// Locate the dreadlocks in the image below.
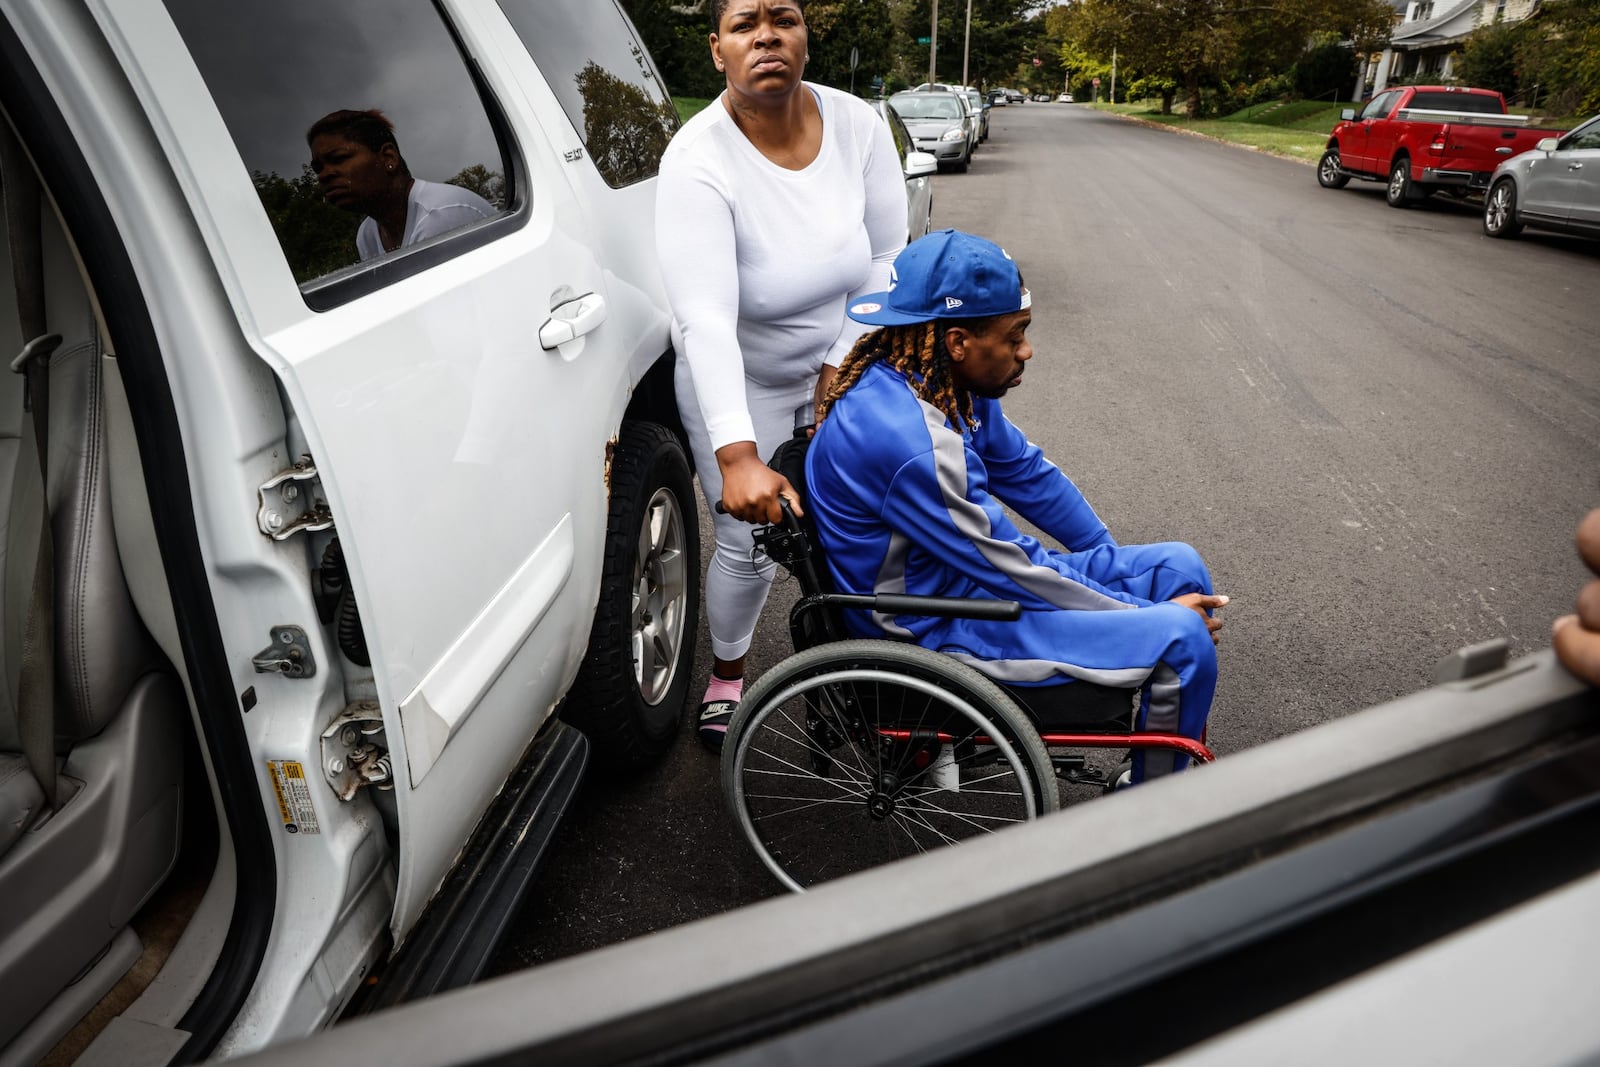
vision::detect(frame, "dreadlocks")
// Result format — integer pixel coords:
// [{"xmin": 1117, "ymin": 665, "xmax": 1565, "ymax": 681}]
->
[{"xmin": 821, "ymin": 316, "xmax": 998, "ymax": 434}]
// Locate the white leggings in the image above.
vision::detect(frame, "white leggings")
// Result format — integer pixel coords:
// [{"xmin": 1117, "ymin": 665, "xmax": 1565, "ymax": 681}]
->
[{"xmin": 676, "ymin": 356, "xmax": 815, "ymax": 663}]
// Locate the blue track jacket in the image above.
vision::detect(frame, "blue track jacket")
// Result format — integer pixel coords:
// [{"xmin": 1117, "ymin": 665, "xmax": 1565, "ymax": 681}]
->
[{"xmin": 807, "ymin": 362, "xmax": 1218, "ymax": 775}]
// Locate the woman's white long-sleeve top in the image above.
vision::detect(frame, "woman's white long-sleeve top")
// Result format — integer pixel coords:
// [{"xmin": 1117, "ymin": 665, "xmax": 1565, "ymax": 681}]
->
[{"xmin": 656, "ymin": 83, "xmax": 907, "ymax": 452}]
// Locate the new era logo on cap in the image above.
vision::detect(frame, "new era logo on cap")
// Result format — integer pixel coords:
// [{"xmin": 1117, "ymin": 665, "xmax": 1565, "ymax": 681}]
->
[{"xmin": 846, "ymin": 230, "xmax": 1027, "ymax": 328}]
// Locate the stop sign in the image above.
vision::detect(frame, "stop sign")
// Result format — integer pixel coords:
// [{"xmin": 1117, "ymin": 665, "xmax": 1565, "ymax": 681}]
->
[{"xmin": 1092, "ymin": 77, "xmax": 1101, "ymax": 86}]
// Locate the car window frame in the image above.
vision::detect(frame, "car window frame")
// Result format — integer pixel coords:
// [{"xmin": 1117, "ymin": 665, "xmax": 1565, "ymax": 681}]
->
[
  {"xmin": 1559, "ymin": 117, "xmax": 1600, "ymax": 152},
  {"xmin": 491, "ymin": 0, "xmax": 677, "ymax": 191},
  {"xmin": 161, "ymin": 0, "xmax": 531, "ymax": 313}
]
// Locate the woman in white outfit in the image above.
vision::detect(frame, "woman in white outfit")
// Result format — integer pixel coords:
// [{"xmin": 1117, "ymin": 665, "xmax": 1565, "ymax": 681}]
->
[{"xmin": 655, "ymin": 0, "xmax": 907, "ymax": 750}]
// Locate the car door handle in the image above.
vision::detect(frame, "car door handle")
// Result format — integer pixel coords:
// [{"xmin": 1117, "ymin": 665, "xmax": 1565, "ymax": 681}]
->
[{"xmin": 539, "ymin": 292, "xmax": 607, "ymax": 350}]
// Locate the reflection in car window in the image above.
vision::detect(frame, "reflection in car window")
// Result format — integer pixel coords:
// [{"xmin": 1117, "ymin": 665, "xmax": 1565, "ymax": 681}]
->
[
  {"xmin": 162, "ymin": 0, "xmax": 511, "ymax": 285},
  {"xmin": 1565, "ymin": 119, "xmax": 1600, "ymax": 151},
  {"xmin": 881, "ymin": 105, "xmax": 911, "ymax": 163},
  {"xmin": 496, "ymin": 0, "xmax": 677, "ymax": 189}
]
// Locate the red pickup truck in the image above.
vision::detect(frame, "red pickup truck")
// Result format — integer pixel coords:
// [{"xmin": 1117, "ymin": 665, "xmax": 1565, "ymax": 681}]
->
[{"xmin": 1317, "ymin": 85, "xmax": 1565, "ymax": 208}]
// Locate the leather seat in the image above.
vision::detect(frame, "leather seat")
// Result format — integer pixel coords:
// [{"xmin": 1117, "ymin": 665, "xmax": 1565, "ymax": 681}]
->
[{"xmin": 0, "ymin": 162, "xmax": 186, "ymax": 1056}]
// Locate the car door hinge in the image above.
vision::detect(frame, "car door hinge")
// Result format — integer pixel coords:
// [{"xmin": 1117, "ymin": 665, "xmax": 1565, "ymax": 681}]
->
[
  {"xmin": 253, "ymin": 625, "xmax": 317, "ymax": 678},
  {"xmin": 321, "ymin": 701, "xmax": 392, "ymax": 800},
  {"xmin": 258, "ymin": 456, "xmax": 334, "ymax": 540}
]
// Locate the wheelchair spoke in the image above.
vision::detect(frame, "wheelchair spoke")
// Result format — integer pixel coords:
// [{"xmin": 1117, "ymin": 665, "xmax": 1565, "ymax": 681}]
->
[
  {"xmin": 893, "ymin": 806, "xmax": 962, "ymax": 848},
  {"xmin": 766, "ymin": 703, "xmax": 872, "ymax": 788},
  {"xmin": 888, "ymin": 813, "xmax": 933, "ymax": 854},
  {"xmin": 760, "ymin": 803, "xmax": 871, "ymax": 849},
  {"xmin": 740, "ymin": 747, "xmax": 866, "ymax": 800},
  {"xmin": 744, "ymin": 793, "xmax": 875, "ymax": 819},
  {"xmin": 727, "ymin": 649, "xmax": 1057, "ymax": 892},
  {"xmin": 896, "ymin": 800, "xmax": 1027, "ymax": 832}
]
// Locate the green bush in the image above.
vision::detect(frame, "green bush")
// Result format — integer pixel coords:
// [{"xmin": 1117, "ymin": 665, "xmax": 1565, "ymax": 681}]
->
[{"xmin": 1292, "ymin": 43, "xmax": 1358, "ymax": 102}]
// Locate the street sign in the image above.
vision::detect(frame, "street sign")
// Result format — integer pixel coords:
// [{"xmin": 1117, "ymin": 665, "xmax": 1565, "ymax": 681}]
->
[
  {"xmin": 849, "ymin": 46, "xmax": 859, "ymax": 71},
  {"xmin": 917, "ymin": 36, "xmax": 931, "ymax": 45},
  {"xmin": 1032, "ymin": 57, "xmax": 1042, "ymax": 67},
  {"xmin": 1092, "ymin": 77, "xmax": 1101, "ymax": 86}
]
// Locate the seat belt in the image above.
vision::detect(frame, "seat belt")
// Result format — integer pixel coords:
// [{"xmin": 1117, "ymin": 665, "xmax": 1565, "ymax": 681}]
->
[{"xmin": 0, "ymin": 118, "xmax": 62, "ymax": 811}]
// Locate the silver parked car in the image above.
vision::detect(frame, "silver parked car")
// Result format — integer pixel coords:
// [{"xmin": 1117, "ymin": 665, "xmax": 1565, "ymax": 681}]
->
[
  {"xmin": 888, "ymin": 90, "xmax": 973, "ymax": 172},
  {"xmin": 871, "ymin": 99, "xmax": 937, "ymax": 242},
  {"xmin": 1484, "ymin": 113, "xmax": 1600, "ymax": 241}
]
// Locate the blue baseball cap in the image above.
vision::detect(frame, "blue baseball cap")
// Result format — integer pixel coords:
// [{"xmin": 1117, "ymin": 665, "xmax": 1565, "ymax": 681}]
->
[{"xmin": 847, "ymin": 229, "xmax": 1030, "ymax": 327}]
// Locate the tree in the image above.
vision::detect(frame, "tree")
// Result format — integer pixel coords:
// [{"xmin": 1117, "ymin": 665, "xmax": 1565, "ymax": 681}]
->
[
  {"xmin": 804, "ymin": 0, "xmax": 895, "ymax": 93},
  {"xmin": 1058, "ymin": 0, "xmax": 1394, "ymax": 116},
  {"xmin": 1511, "ymin": 0, "xmax": 1600, "ymax": 115},
  {"xmin": 617, "ymin": 0, "xmax": 723, "ymax": 99},
  {"xmin": 1293, "ymin": 40, "xmax": 1359, "ymax": 102},
  {"xmin": 574, "ymin": 61, "xmax": 680, "ymax": 187},
  {"xmin": 447, "ymin": 165, "xmax": 506, "ymax": 210},
  {"xmin": 252, "ymin": 166, "xmax": 360, "ymax": 282},
  {"xmin": 897, "ymin": 0, "xmax": 1035, "ymax": 87}
]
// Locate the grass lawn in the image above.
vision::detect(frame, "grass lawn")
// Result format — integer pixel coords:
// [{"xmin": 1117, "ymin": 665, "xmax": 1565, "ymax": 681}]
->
[
  {"xmin": 1090, "ymin": 99, "xmax": 1355, "ymax": 163},
  {"xmin": 674, "ymin": 96, "xmax": 713, "ymax": 124}
]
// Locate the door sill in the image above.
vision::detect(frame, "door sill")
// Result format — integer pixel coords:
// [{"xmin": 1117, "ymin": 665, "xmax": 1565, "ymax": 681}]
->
[{"xmin": 346, "ymin": 721, "xmax": 588, "ymax": 1013}]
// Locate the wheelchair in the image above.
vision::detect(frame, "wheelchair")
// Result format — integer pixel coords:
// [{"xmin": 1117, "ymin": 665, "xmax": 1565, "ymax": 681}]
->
[{"xmin": 720, "ymin": 436, "xmax": 1215, "ymax": 893}]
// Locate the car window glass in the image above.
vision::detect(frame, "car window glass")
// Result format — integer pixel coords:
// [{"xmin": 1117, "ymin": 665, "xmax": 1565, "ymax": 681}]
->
[
  {"xmin": 881, "ymin": 106, "xmax": 911, "ymax": 163},
  {"xmin": 1410, "ymin": 91, "xmax": 1502, "ymax": 114},
  {"xmin": 1563, "ymin": 120, "xmax": 1600, "ymax": 151},
  {"xmin": 892, "ymin": 96, "xmax": 962, "ymax": 120},
  {"xmin": 1360, "ymin": 92, "xmax": 1395, "ymax": 120},
  {"xmin": 162, "ymin": 0, "xmax": 512, "ymax": 288},
  {"xmin": 495, "ymin": 0, "xmax": 676, "ymax": 188}
]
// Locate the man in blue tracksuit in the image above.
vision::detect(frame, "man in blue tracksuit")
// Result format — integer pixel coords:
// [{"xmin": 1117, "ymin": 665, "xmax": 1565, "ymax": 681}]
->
[{"xmin": 806, "ymin": 230, "xmax": 1226, "ymax": 781}]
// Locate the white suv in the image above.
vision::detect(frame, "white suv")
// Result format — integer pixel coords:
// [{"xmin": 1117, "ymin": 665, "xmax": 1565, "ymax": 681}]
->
[{"xmin": 0, "ymin": 0, "xmax": 695, "ymax": 1061}]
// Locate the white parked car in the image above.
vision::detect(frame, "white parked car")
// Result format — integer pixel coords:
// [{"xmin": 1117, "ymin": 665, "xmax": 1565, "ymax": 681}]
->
[
  {"xmin": 0, "ymin": 0, "xmax": 696, "ymax": 1062},
  {"xmin": 1058, "ymin": 93, "xmax": 1075, "ymax": 103}
]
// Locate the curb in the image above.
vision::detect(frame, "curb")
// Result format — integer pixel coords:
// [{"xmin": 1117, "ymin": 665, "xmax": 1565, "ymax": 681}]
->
[{"xmin": 1095, "ymin": 108, "xmax": 1320, "ymax": 167}]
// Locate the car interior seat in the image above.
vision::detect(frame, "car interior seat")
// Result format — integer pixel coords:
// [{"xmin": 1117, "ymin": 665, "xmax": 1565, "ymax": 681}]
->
[{"xmin": 0, "ymin": 126, "xmax": 188, "ymax": 1061}]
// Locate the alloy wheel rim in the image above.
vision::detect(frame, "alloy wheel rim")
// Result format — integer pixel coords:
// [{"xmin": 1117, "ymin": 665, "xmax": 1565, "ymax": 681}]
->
[
  {"xmin": 631, "ymin": 487, "xmax": 688, "ymax": 704},
  {"xmin": 1488, "ymin": 186, "xmax": 1509, "ymax": 229}
]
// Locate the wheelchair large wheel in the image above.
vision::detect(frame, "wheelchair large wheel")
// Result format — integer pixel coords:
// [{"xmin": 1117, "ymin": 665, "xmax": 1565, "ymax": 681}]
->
[{"xmin": 723, "ymin": 640, "xmax": 1059, "ymax": 892}]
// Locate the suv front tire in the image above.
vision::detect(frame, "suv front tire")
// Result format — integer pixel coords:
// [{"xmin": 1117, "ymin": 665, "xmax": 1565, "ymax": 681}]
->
[{"xmin": 564, "ymin": 421, "xmax": 698, "ymax": 772}]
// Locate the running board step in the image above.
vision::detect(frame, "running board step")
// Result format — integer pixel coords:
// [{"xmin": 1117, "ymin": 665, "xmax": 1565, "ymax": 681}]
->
[{"xmin": 349, "ymin": 720, "xmax": 588, "ymax": 1013}]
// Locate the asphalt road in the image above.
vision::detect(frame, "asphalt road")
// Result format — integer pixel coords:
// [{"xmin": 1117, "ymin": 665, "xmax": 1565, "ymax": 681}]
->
[{"xmin": 489, "ymin": 101, "xmax": 1600, "ymax": 973}]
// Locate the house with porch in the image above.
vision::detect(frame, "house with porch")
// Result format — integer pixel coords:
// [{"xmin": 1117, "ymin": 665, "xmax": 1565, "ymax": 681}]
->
[{"xmin": 1365, "ymin": 0, "xmax": 1539, "ymax": 94}]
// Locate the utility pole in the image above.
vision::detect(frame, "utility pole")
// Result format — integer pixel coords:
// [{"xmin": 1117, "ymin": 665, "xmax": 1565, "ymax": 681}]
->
[
  {"xmin": 1110, "ymin": 45, "xmax": 1117, "ymax": 104},
  {"xmin": 961, "ymin": 0, "xmax": 972, "ymax": 88},
  {"xmin": 929, "ymin": 0, "xmax": 939, "ymax": 87}
]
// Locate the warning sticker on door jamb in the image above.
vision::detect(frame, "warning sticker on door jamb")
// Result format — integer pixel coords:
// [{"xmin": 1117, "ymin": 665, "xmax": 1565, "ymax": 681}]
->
[{"xmin": 266, "ymin": 760, "xmax": 322, "ymax": 835}]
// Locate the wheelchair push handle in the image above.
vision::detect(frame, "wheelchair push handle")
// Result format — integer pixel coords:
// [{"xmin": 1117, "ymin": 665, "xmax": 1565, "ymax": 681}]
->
[{"xmin": 714, "ymin": 496, "xmax": 805, "ymax": 533}]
